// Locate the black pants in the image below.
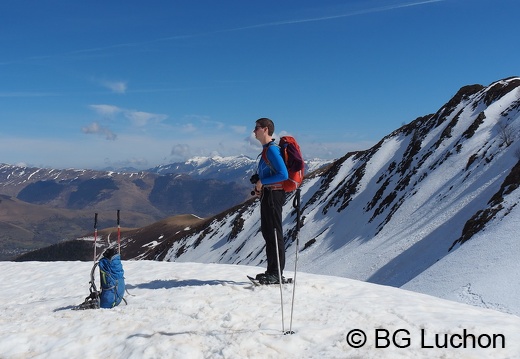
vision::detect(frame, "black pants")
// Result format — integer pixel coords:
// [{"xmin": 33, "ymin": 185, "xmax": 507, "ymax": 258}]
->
[{"xmin": 260, "ymin": 188, "xmax": 286, "ymax": 275}]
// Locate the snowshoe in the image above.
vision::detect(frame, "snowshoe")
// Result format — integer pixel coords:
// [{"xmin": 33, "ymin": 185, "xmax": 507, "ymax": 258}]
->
[
  {"xmin": 73, "ymin": 292, "xmax": 100, "ymax": 310},
  {"xmin": 248, "ymin": 274, "xmax": 292, "ymax": 286}
]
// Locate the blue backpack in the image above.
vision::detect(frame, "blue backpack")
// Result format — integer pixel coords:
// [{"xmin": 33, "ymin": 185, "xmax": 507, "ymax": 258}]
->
[
  {"xmin": 99, "ymin": 252, "xmax": 125, "ymax": 308},
  {"xmin": 75, "ymin": 247, "xmax": 126, "ymax": 310}
]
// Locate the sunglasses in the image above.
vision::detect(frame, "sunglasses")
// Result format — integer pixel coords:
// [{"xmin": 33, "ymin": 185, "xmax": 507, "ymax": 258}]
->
[{"xmin": 253, "ymin": 126, "xmax": 265, "ymax": 132}]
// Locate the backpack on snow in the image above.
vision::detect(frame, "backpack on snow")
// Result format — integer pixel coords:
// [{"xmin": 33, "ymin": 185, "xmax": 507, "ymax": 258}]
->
[
  {"xmin": 99, "ymin": 249, "xmax": 125, "ymax": 308},
  {"xmin": 262, "ymin": 136, "xmax": 304, "ymax": 192},
  {"xmin": 75, "ymin": 247, "xmax": 126, "ymax": 310}
]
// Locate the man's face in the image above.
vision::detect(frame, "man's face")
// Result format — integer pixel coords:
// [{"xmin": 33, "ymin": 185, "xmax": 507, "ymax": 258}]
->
[{"xmin": 253, "ymin": 124, "xmax": 266, "ymax": 140}]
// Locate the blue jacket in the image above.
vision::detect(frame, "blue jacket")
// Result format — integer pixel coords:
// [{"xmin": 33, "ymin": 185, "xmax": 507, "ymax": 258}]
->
[{"xmin": 258, "ymin": 141, "xmax": 289, "ymax": 185}]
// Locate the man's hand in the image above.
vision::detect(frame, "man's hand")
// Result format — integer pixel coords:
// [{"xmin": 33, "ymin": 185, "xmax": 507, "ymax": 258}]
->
[{"xmin": 254, "ymin": 179, "xmax": 262, "ymax": 195}]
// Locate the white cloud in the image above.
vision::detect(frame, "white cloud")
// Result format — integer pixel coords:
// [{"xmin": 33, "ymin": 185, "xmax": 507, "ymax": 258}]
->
[
  {"xmin": 89, "ymin": 104, "xmax": 122, "ymax": 117},
  {"xmin": 99, "ymin": 80, "xmax": 127, "ymax": 94},
  {"xmin": 124, "ymin": 110, "xmax": 168, "ymax": 127},
  {"xmin": 81, "ymin": 121, "xmax": 117, "ymax": 140},
  {"xmin": 93, "ymin": 78, "xmax": 128, "ymax": 94},
  {"xmin": 87, "ymin": 104, "xmax": 168, "ymax": 129},
  {"xmin": 170, "ymin": 143, "xmax": 192, "ymax": 160}
]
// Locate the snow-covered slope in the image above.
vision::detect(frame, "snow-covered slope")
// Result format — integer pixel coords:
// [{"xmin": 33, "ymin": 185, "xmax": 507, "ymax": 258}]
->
[
  {"xmin": 0, "ymin": 261, "xmax": 518, "ymax": 359},
  {"xmin": 402, "ymin": 196, "xmax": 520, "ymax": 315},
  {"xmin": 132, "ymin": 77, "xmax": 520, "ymax": 316}
]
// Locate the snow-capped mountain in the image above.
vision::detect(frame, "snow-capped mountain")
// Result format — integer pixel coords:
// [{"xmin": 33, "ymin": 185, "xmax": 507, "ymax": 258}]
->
[
  {"xmin": 149, "ymin": 154, "xmax": 329, "ymax": 182},
  {"xmin": 0, "ymin": 155, "xmax": 328, "ymax": 204},
  {"xmin": 150, "ymin": 155, "xmax": 257, "ymax": 180},
  {"xmin": 117, "ymin": 77, "xmax": 520, "ymax": 315}
]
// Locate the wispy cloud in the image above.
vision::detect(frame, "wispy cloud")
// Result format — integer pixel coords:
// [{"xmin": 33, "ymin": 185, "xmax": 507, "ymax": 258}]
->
[
  {"xmin": 211, "ymin": 0, "xmax": 446, "ymax": 33},
  {"xmin": 89, "ymin": 104, "xmax": 122, "ymax": 117},
  {"xmin": 170, "ymin": 143, "xmax": 192, "ymax": 159},
  {"xmin": 147, "ymin": 0, "xmax": 447, "ymax": 43},
  {"xmin": 100, "ymin": 80, "xmax": 127, "ymax": 94},
  {"xmin": 81, "ymin": 121, "xmax": 117, "ymax": 140},
  {"xmin": 89, "ymin": 104, "xmax": 167, "ymax": 126},
  {"xmin": 84, "ymin": 104, "xmax": 168, "ymax": 140},
  {"xmin": 88, "ymin": 77, "xmax": 128, "ymax": 93},
  {"xmin": 125, "ymin": 110, "xmax": 168, "ymax": 127},
  {"xmin": 11, "ymin": 0, "xmax": 445, "ymax": 63}
]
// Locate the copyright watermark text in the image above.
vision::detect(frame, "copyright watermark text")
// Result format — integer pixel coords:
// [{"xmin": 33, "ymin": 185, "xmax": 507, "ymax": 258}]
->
[{"xmin": 346, "ymin": 328, "xmax": 505, "ymax": 349}]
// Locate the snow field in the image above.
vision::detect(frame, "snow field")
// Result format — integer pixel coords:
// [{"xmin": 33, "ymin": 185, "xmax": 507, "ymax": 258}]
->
[{"xmin": 0, "ymin": 261, "xmax": 519, "ymax": 358}]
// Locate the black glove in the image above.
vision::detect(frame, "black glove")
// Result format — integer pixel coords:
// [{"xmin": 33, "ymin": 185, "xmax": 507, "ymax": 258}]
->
[{"xmin": 249, "ymin": 174, "xmax": 259, "ymax": 184}]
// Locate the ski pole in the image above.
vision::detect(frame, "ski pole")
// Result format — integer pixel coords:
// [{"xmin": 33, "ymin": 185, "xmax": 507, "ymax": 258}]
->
[
  {"xmin": 117, "ymin": 209, "xmax": 121, "ymax": 255},
  {"xmin": 274, "ymin": 226, "xmax": 286, "ymax": 334},
  {"xmin": 93, "ymin": 213, "xmax": 98, "ymax": 262},
  {"xmin": 287, "ymin": 188, "xmax": 301, "ymax": 335},
  {"xmin": 268, "ymin": 188, "xmax": 286, "ymax": 334}
]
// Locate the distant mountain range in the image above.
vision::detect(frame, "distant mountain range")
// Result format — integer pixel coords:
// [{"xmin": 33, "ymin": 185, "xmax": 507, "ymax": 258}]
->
[
  {"xmin": 0, "ymin": 155, "xmax": 329, "ymax": 260},
  {"xmin": 16, "ymin": 76, "xmax": 520, "ymax": 315}
]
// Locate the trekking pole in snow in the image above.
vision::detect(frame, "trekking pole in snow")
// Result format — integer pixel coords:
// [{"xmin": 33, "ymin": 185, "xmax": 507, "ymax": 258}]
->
[
  {"xmin": 274, "ymin": 226, "xmax": 286, "ymax": 334},
  {"xmin": 117, "ymin": 209, "xmax": 121, "ymax": 255},
  {"xmin": 286, "ymin": 189, "xmax": 301, "ymax": 335},
  {"xmin": 93, "ymin": 213, "xmax": 98, "ymax": 262},
  {"xmin": 268, "ymin": 189, "xmax": 286, "ymax": 334}
]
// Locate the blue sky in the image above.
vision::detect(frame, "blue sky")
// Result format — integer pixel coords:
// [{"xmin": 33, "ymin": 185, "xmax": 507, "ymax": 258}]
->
[{"xmin": 1, "ymin": 0, "xmax": 518, "ymax": 170}]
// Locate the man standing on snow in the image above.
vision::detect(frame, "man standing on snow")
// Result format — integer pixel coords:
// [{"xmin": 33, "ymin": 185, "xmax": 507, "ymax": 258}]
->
[{"xmin": 251, "ymin": 117, "xmax": 289, "ymax": 284}]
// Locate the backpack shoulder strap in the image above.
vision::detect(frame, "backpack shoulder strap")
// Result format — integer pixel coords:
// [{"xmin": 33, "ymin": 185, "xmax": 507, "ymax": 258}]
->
[
  {"xmin": 261, "ymin": 140, "xmax": 279, "ymax": 167},
  {"xmin": 90, "ymin": 261, "xmax": 99, "ymax": 294}
]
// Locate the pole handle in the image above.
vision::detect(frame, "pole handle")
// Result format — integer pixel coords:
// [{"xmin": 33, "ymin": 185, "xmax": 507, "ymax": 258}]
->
[
  {"xmin": 117, "ymin": 210, "xmax": 121, "ymax": 255},
  {"xmin": 292, "ymin": 189, "xmax": 301, "ymax": 231},
  {"xmin": 93, "ymin": 213, "xmax": 98, "ymax": 262}
]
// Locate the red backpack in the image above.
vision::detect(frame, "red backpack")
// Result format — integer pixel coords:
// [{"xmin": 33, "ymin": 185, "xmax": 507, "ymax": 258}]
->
[{"xmin": 262, "ymin": 136, "xmax": 304, "ymax": 192}]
